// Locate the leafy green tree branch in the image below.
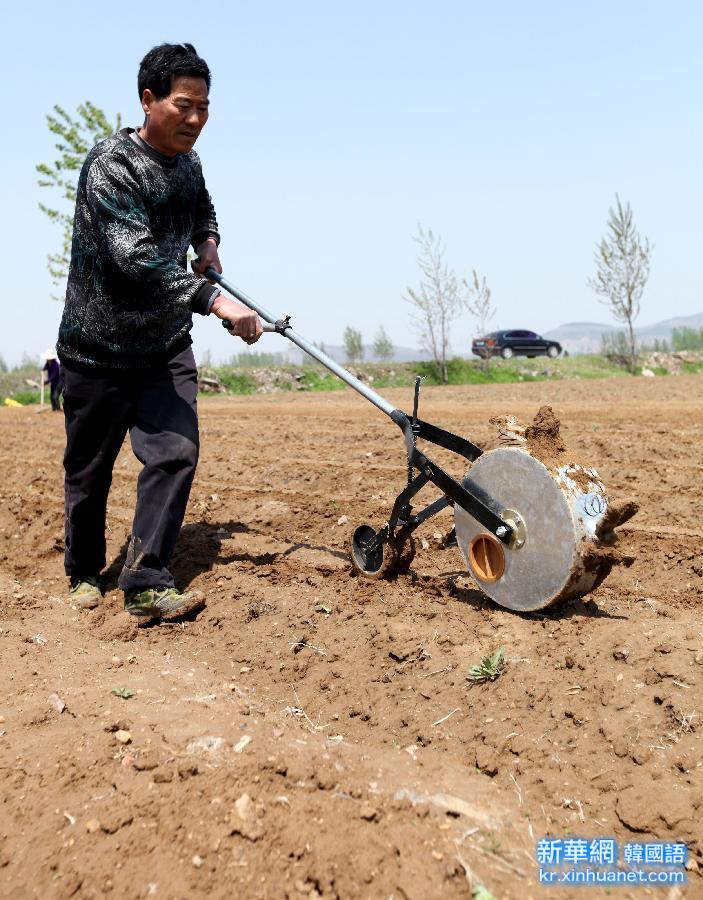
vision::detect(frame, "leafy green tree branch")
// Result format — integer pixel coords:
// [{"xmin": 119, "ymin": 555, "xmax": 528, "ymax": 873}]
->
[{"xmin": 37, "ymin": 102, "xmax": 121, "ymax": 296}]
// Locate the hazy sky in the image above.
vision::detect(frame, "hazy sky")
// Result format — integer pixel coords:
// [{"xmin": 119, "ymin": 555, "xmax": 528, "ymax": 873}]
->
[{"xmin": 2, "ymin": 0, "xmax": 701, "ymax": 366}]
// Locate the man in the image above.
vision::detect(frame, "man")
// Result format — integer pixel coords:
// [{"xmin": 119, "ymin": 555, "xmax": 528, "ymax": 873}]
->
[
  {"xmin": 57, "ymin": 43, "xmax": 262, "ymax": 620},
  {"xmin": 41, "ymin": 349, "xmax": 63, "ymax": 411}
]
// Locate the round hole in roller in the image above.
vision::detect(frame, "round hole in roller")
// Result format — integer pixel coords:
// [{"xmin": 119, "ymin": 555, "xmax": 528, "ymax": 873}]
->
[{"xmin": 468, "ymin": 533, "xmax": 506, "ymax": 583}]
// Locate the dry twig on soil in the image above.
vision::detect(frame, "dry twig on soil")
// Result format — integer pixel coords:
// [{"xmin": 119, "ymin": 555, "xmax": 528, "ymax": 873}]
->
[
  {"xmin": 432, "ymin": 708, "xmax": 460, "ymax": 727},
  {"xmin": 283, "ymin": 687, "xmax": 329, "ymax": 734}
]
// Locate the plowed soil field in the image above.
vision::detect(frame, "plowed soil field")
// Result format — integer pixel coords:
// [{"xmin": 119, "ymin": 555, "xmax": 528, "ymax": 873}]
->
[{"xmin": 1, "ymin": 375, "xmax": 701, "ymax": 899}]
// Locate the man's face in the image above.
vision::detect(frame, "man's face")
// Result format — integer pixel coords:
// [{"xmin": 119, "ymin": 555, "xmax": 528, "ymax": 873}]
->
[{"xmin": 141, "ymin": 75, "xmax": 209, "ymax": 156}]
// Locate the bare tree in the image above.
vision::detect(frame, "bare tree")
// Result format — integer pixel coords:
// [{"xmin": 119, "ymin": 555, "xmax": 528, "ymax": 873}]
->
[
  {"xmin": 588, "ymin": 196, "xmax": 651, "ymax": 373},
  {"xmin": 404, "ymin": 225, "xmax": 463, "ymax": 384},
  {"xmin": 465, "ymin": 269, "xmax": 495, "ymax": 337},
  {"xmin": 372, "ymin": 325, "xmax": 394, "ymax": 361},
  {"xmin": 343, "ymin": 326, "xmax": 364, "ymax": 363}
]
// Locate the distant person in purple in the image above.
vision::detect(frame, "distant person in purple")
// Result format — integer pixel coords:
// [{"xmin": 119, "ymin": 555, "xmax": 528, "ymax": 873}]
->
[{"xmin": 41, "ymin": 349, "xmax": 63, "ymax": 411}]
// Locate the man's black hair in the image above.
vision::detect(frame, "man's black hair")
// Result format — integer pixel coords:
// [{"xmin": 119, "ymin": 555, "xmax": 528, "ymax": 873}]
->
[{"xmin": 138, "ymin": 43, "xmax": 211, "ymax": 100}]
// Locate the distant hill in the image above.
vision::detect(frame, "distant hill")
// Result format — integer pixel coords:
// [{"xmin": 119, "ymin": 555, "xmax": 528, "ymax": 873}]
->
[{"xmin": 543, "ymin": 313, "xmax": 703, "ymax": 354}]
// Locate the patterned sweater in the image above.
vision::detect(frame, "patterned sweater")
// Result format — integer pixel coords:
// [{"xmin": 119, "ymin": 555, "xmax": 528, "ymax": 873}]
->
[{"xmin": 58, "ymin": 127, "xmax": 220, "ymax": 368}]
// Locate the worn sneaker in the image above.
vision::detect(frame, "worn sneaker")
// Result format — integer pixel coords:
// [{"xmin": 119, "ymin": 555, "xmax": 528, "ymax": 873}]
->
[
  {"xmin": 124, "ymin": 587, "xmax": 205, "ymax": 621},
  {"xmin": 69, "ymin": 576, "xmax": 102, "ymax": 609}
]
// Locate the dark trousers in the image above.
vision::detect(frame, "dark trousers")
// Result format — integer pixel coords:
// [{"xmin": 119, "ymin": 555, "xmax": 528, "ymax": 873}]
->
[
  {"xmin": 61, "ymin": 346, "xmax": 199, "ymax": 592},
  {"xmin": 50, "ymin": 381, "xmax": 62, "ymax": 411}
]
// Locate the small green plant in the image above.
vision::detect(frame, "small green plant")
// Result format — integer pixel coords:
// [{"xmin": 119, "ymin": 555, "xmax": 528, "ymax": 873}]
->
[
  {"xmin": 111, "ymin": 687, "xmax": 134, "ymax": 700},
  {"xmin": 472, "ymin": 884, "xmax": 497, "ymax": 900},
  {"xmin": 479, "ymin": 830, "xmax": 502, "ymax": 854},
  {"xmin": 467, "ymin": 647, "xmax": 504, "ymax": 683}
]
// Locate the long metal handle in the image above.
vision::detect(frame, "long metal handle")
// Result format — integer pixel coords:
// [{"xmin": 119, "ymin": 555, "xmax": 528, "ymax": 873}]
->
[
  {"xmin": 206, "ymin": 267, "xmax": 396, "ymax": 417},
  {"xmin": 205, "ymin": 269, "xmax": 513, "ymax": 542}
]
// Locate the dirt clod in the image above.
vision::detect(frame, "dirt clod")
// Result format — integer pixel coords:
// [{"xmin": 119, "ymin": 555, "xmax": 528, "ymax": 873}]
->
[
  {"xmin": 231, "ymin": 793, "xmax": 264, "ymax": 841},
  {"xmin": 524, "ymin": 405, "xmax": 566, "ymax": 467},
  {"xmin": 47, "ymin": 693, "xmax": 65, "ymax": 713}
]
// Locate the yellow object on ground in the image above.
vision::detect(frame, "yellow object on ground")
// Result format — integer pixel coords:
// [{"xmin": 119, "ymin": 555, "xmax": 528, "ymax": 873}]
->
[{"xmin": 3, "ymin": 398, "xmax": 22, "ymax": 407}]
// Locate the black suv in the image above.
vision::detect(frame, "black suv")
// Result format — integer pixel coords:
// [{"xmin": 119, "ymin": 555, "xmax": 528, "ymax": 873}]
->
[{"xmin": 472, "ymin": 330, "xmax": 562, "ymax": 360}]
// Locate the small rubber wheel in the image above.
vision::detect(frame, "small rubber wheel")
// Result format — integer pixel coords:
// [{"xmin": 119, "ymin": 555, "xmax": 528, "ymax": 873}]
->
[
  {"xmin": 547, "ymin": 345, "xmax": 559, "ymax": 358},
  {"xmin": 349, "ymin": 524, "xmax": 399, "ymax": 579},
  {"xmin": 501, "ymin": 347, "xmax": 513, "ymax": 359}
]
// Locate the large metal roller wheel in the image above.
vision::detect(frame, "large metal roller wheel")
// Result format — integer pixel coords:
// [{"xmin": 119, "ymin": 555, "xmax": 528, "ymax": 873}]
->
[{"xmin": 454, "ymin": 447, "xmax": 612, "ymax": 611}]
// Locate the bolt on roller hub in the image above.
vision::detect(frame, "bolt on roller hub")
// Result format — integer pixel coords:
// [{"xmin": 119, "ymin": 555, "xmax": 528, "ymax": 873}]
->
[{"xmin": 455, "ymin": 447, "xmax": 613, "ymax": 611}]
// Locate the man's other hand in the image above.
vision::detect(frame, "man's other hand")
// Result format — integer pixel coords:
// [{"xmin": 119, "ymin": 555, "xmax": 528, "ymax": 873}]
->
[
  {"xmin": 192, "ymin": 237, "xmax": 221, "ymax": 281},
  {"xmin": 211, "ymin": 294, "xmax": 263, "ymax": 345}
]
